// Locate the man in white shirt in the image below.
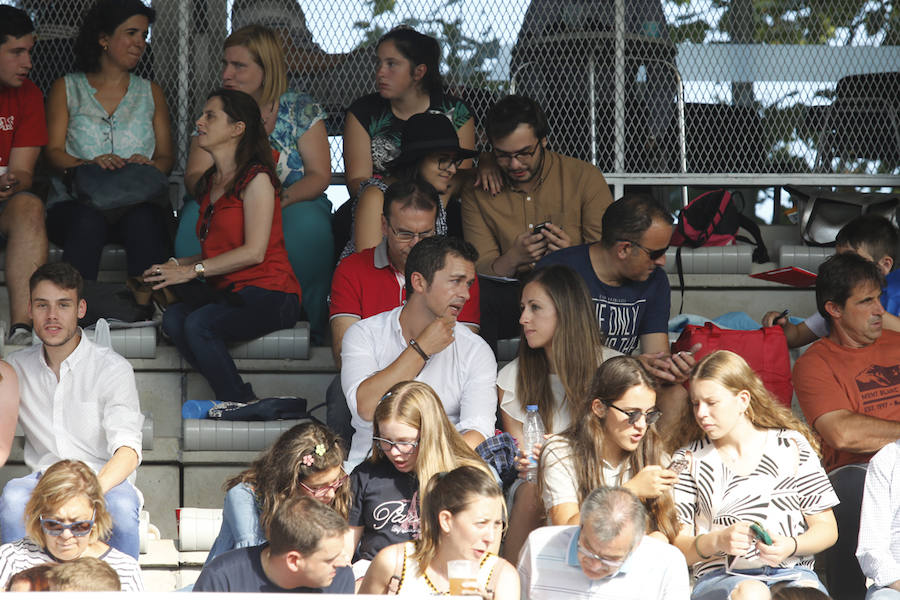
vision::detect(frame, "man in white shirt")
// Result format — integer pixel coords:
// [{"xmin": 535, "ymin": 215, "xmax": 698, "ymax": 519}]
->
[
  {"xmin": 519, "ymin": 486, "xmax": 689, "ymax": 600},
  {"xmin": 0, "ymin": 263, "xmax": 143, "ymax": 558},
  {"xmin": 340, "ymin": 235, "xmax": 497, "ymax": 469},
  {"xmin": 857, "ymin": 440, "xmax": 900, "ymax": 599}
]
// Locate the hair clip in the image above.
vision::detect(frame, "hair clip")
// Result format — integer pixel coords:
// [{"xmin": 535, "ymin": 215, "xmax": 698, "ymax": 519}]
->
[
  {"xmin": 314, "ymin": 444, "xmax": 326, "ymax": 456},
  {"xmin": 302, "ymin": 454, "xmax": 315, "ymax": 466},
  {"xmin": 378, "ymin": 391, "xmax": 394, "ymax": 404}
]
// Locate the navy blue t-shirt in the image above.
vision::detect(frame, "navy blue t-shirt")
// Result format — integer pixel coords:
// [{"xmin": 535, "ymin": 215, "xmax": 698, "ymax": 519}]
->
[
  {"xmin": 538, "ymin": 244, "xmax": 670, "ymax": 354},
  {"xmin": 193, "ymin": 543, "xmax": 354, "ymax": 593},
  {"xmin": 349, "ymin": 459, "xmax": 420, "ymax": 562}
]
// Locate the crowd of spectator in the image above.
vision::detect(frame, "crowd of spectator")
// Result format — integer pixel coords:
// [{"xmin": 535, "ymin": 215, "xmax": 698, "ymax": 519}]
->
[{"xmin": 0, "ymin": 2, "xmax": 899, "ymax": 599}]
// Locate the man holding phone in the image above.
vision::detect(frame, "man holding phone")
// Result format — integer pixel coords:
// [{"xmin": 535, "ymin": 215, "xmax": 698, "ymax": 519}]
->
[
  {"xmin": 461, "ymin": 94, "xmax": 613, "ymax": 352},
  {"xmin": 0, "ymin": 7, "xmax": 49, "ymax": 345}
]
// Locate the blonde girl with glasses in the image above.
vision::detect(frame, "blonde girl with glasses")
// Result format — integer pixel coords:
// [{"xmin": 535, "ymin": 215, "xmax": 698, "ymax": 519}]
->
[
  {"xmin": 205, "ymin": 422, "xmax": 350, "ymax": 565},
  {"xmin": 349, "ymin": 381, "xmax": 492, "ymax": 581},
  {"xmin": 360, "ymin": 466, "xmax": 519, "ymax": 598},
  {"xmin": 539, "ymin": 356, "xmax": 681, "ymax": 542},
  {"xmin": 0, "ymin": 460, "xmax": 143, "ymax": 591}
]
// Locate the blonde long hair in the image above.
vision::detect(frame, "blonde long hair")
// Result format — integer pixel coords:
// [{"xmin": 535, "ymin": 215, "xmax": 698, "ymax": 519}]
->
[
  {"xmin": 516, "ymin": 265, "xmax": 606, "ymax": 432},
  {"xmin": 224, "ymin": 25, "xmax": 287, "ymax": 106},
  {"xmin": 370, "ymin": 381, "xmax": 491, "ymax": 501},
  {"xmin": 539, "ymin": 356, "xmax": 680, "ymax": 543},
  {"xmin": 682, "ymin": 350, "xmax": 821, "ymax": 454}
]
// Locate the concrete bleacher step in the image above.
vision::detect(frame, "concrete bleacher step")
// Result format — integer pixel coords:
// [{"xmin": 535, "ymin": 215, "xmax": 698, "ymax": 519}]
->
[
  {"xmin": 229, "ymin": 322, "xmax": 310, "ymax": 360},
  {"xmin": 182, "ymin": 418, "xmax": 308, "ymax": 451},
  {"xmin": 662, "ymin": 245, "xmax": 754, "ymax": 274},
  {"xmin": 778, "ymin": 245, "xmax": 834, "ymax": 272}
]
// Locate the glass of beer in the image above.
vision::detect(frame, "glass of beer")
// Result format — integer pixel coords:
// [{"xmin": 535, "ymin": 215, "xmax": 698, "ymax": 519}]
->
[{"xmin": 447, "ymin": 559, "xmax": 477, "ymax": 596}]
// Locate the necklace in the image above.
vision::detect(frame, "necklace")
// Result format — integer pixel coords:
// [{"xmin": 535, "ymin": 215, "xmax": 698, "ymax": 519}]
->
[{"xmin": 422, "ymin": 569, "xmax": 448, "ymax": 595}]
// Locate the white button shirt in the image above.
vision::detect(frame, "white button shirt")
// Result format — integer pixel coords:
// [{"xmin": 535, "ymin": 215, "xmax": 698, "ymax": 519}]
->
[
  {"xmin": 857, "ymin": 440, "xmax": 900, "ymax": 588},
  {"xmin": 7, "ymin": 332, "xmax": 143, "ymax": 479},
  {"xmin": 341, "ymin": 306, "xmax": 497, "ymax": 469}
]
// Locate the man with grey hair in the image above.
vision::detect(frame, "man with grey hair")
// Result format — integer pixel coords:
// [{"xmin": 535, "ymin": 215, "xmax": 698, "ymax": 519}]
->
[{"xmin": 518, "ymin": 487, "xmax": 689, "ymax": 599}]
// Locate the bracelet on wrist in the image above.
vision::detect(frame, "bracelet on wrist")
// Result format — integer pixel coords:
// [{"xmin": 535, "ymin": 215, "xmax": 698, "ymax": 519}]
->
[
  {"xmin": 408, "ymin": 339, "xmax": 430, "ymax": 362},
  {"xmin": 789, "ymin": 536, "xmax": 798, "ymax": 557},
  {"xmin": 168, "ymin": 257, "xmax": 180, "ymax": 266},
  {"xmin": 694, "ymin": 533, "xmax": 713, "ymax": 560}
]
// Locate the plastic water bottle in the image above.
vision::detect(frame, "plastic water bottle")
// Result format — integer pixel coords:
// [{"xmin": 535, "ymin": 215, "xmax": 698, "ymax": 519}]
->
[{"xmin": 523, "ymin": 405, "xmax": 545, "ymax": 483}]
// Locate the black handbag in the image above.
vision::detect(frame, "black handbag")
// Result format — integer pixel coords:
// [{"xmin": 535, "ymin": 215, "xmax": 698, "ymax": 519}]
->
[{"xmin": 72, "ymin": 162, "xmax": 169, "ymax": 211}]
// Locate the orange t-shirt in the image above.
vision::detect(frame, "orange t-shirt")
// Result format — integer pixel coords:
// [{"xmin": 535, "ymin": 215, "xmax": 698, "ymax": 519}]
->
[{"xmin": 793, "ymin": 329, "xmax": 900, "ymax": 472}]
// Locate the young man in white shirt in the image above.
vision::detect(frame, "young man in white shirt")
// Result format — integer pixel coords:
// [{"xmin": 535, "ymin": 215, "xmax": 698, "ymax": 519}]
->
[
  {"xmin": 340, "ymin": 235, "xmax": 497, "ymax": 469},
  {"xmin": 519, "ymin": 486, "xmax": 689, "ymax": 600},
  {"xmin": 0, "ymin": 262, "xmax": 143, "ymax": 558}
]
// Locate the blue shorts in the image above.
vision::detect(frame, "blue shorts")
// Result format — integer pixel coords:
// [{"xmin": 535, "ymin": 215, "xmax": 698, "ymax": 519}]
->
[{"xmin": 692, "ymin": 567, "xmax": 828, "ymax": 600}]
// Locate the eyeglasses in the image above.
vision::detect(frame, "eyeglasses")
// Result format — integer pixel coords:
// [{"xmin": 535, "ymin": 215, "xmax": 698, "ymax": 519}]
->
[
  {"xmin": 199, "ymin": 203, "xmax": 214, "ymax": 243},
  {"xmin": 437, "ymin": 156, "xmax": 465, "ymax": 172},
  {"xmin": 373, "ymin": 436, "xmax": 419, "ymax": 455},
  {"xmin": 493, "ymin": 141, "xmax": 541, "ymax": 163},
  {"xmin": 577, "ymin": 540, "xmax": 626, "ymax": 570},
  {"xmin": 605, "ymin": 403, "xmax": 663, "ymax": 426},
  {"xmin": 40, "ymin": 510, "xmax": 96, "ymax": 537},
  {"xmin": 300, "ymin": 472, "xmax": 349, "ymax": 499},
  {"xmin": 617, "ymin": 239, "xmax": 668, "ymax": 261},
  {"xmin": 387, "ymin": 222, "xmax": 435, "ymax": 243}
]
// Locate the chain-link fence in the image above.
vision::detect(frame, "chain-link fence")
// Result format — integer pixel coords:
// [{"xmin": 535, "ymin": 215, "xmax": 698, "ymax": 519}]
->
[{"xmin": 8, "ymin": 0, "xmax": 900, "ymax": 181}]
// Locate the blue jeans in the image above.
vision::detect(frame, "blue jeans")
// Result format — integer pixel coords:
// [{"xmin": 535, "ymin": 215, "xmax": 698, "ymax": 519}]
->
[
  {"xmin": 163, "ymin": 285, "xmax": 300, "ymax": 403},
  {"xmin": 867, "ymin": 586, "xmax": 900, "ymax": 600},
  {"xmin": 692, "ymin": 567, "xmax": 827, "ymax": 600},
  {"xmin": 205, "ymin": 482, "xmax": 265, "ymax": 565},
  {"xmin": 0, "ymin": 472, "xmax": 141, "ymax": 559}
]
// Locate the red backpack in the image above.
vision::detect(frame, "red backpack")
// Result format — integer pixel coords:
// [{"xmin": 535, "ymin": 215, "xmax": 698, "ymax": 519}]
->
[{"xmin": 671, "ymin": 189, "xmax": 769, "ymax": 262}]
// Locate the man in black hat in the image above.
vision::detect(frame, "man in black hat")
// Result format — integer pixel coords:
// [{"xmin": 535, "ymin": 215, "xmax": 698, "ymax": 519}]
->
[{"xmin": 461, "ymin": 94, "xmax": 613, "ymax": 352}]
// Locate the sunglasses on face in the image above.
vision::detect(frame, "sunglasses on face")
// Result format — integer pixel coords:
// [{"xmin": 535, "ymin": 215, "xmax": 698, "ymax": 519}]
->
[
  {"xmin": 373, "ymin": 436, "xmax": 419, "ymax": 455},
  {"xmin": 40, "ymin": 510, "xmax": 96, "ymax": 537},
  {"xmin": 299, "ymin": 472, "xmax": 350, "ymax": 499},
  {"xmin": 617, "ymin": 239, "xmax": 668, "ymax": 260},
  {"xmin": 605, "ymin": 403, "xmax": 663, "ymax": 426}
]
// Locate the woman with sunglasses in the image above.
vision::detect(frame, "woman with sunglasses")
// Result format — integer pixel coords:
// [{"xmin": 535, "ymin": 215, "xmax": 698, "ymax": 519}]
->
[
  {"xmin": 205, "ymin": 422, "xmax": 350, "ymax": 565},
  {"xmin": 144, "ymin": 88, "xmax": 301, "ymax": 406},
  {"xmin": 360, "ymin": 466, "xmax": 519, "ymax": 598},
  {"xmin": 340, "ymin": 111, "xmax": 477, "ymax": 259},
  {"xmin": 539, "ymin": 356, "xmax": 681, "ymax": 542},
  {"xmin": 349, "ymin": 381, "xmax": 492, "ymax": 580},
  {"xmin": 672, "ymin": 351, "xmax": 837, "ymax": 600},
  {"xmin": 0, "ymin": 460, "xmax": 143, "ymax": 591}
]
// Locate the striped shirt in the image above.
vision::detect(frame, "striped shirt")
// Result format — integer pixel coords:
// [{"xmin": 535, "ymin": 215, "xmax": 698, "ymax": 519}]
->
[
  {"xmin": 857, "ymin": 440, "xmax": 900, "ymax": 588},
  {"xmin": 518, "ymin": 526, "xmax": 689, "ymax": 600},
  {"xmin": 0, "ymin": 538, "xmax": 144, "ymax": 591}
]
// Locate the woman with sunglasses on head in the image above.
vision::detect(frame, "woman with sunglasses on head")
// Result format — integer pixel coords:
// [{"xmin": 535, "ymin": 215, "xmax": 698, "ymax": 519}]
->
[
  {"xmin": 342, "ymin": 27, "xmax": 475, "ymax": 201},
  {"xmin": 0, "ymin": 460, "xmax": 143, "ymax": 591},
  {"xmin": 672, "ymin": 351, "xmax": 837, "ymax": 600},
  {"xmin": 360, "ymin": 466, "xmax": 519, "ymax": 598},
  {"xmin": 340, "ymin": 111, "xmax": 478, "ymax": 259},
  {"xmin": 539, "ymin": 356, "xmax": 681, "ymax": 542},
  {"xmin": 177, "ymin": 24, "xmax": 333, "ymax": 341},
  {"xmin": 144, "ymin": 88, "xmax": 301, "ymax": 406},
  {"xmin": 205, "ymin": 422, "xmax": 350, "ymax": 565},
  {"xmin": 349, "ymin": 381, "xmax": 492, "ymax": 581}
]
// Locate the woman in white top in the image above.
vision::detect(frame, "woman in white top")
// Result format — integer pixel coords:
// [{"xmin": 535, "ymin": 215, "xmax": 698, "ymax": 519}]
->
[
  {"xmin": 498, "ymin": 264, "xmax": 620, "ymax": 560},
  {"xmin": 0, "ymin": 460, "xmax": 143, "ymax": 591},
  {"xmin": 672, "ymin": 351, "xmax": 838, "ymax": 600},
  {"xmin": 539, "ymin": 356, "xmax": 681, "ymax": 542},
  {"xmin": 360, "ymin": 465, "xmax": 519, "ymax": 598}
]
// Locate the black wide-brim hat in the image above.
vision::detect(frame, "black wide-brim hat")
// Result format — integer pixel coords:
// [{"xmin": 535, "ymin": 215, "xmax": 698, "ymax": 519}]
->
[{"xmin": 386, "ymin": 111, "xmax": 478, "ymax": 169}]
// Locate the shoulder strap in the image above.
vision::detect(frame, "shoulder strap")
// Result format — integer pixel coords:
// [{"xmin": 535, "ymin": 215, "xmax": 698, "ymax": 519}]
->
[{"xmin": 386, "ymin": 543, "xmax": 409, "ymax": 595}]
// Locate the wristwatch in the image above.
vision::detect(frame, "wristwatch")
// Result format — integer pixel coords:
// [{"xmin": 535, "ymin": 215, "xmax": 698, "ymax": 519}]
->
[{"xmin": 194, "ymin": 262, "xmax": 206, "ymax": 278}]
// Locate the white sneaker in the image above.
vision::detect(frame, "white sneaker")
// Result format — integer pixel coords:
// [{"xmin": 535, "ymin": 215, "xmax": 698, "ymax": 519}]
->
[{"xmin": 7, "ymin": 325, "xmax": 33, "ymax": 346}]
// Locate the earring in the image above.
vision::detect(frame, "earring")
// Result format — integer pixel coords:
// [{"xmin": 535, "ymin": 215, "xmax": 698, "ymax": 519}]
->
[{"xmin": 102, "ymin": 43, "xmax": 109, "ymax": 52}]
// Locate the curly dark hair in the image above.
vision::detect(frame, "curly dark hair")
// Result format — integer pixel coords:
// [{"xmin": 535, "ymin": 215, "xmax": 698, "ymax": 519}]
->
[{"xmin": 74, "ymin": 0, "xmax": 155, "ymax": 73}]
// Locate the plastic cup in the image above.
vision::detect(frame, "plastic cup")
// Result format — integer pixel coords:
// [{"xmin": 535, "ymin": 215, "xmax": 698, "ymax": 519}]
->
[{"xmin": 447, "ymin": 559, "xmax": 477, "ymax": 596}]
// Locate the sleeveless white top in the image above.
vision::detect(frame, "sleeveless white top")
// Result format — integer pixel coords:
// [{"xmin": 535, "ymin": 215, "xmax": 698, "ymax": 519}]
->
[{"xmin": 393, "ymin": 542, "xmax": 499, "ymax": 596}]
